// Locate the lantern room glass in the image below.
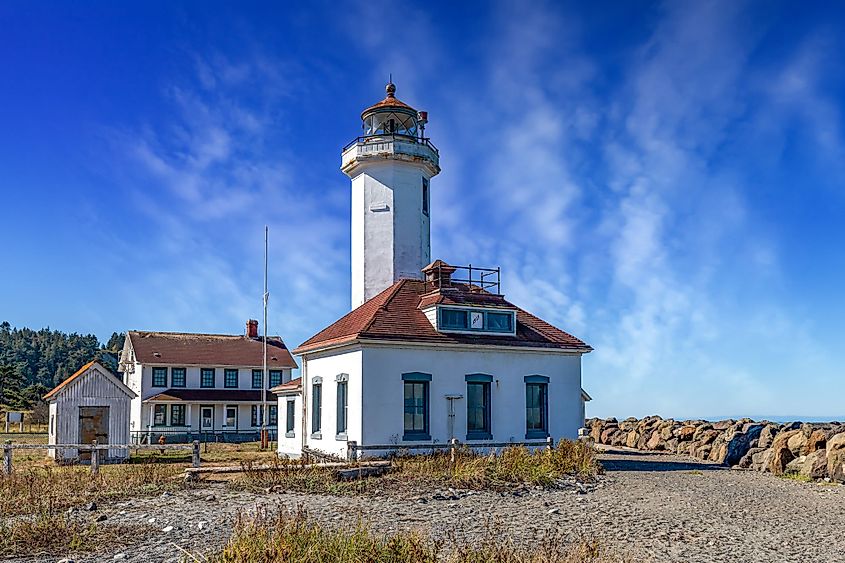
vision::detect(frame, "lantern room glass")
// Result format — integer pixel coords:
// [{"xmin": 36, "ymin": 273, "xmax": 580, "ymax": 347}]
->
[{"xmin": 363, "ymin": 111, "xmax": 419, "ymax": 138}]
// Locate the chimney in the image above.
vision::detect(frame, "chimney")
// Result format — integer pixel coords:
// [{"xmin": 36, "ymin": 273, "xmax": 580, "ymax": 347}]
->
[
  {"xmin": 246, "ymin": 319, "xmax": 259, "ymax": 338},
  {"xmin": 422, "ymin": 259, "xmax": 457, "ymax": 290}
]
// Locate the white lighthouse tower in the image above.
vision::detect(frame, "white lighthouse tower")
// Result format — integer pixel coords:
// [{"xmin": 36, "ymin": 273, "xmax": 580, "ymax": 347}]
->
[{"xmin": 342, "ymin": 82, "xmax": 441, "ymax": 308}]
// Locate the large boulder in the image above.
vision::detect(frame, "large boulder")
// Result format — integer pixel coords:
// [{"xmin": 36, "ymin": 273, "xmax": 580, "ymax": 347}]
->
[
  {"xmin": 625, "ymin": 430, "xmax": 639, "ymax": 449},
  {"xmin": 768, "ymin": 430, "xmax": 800, "ymax": 475},
  {"xmin": 785, "ymin": 451, "xmax": 828, "ymax": 480},
  {"xmin": 676, "ymin": 426, "xmax": 697, "ymax": 441},
  {"xmin": 826, "ymin": 432, "xmax": 845, "ymax": 483},
  {"xmin": 738, "ymin": 447, "xmax": 766, "ymax": 469},
  {"xmin": 805, "ymin": 429, "xmax": 827, "ymax": 454},
  {"xmin": 787, "ymin": 431, "xmax": 809, "ymax": 456},
  {"xmin": 723, "ymin": 424, "xmax": 764, "ymax": 466},
  {"xmin": 752, "ymin": 448, "xmax": 772, "ymax": 471},
  {"xmin": 646, "ymin": 431, "xmax": 664, "ymax": 450},
  {"xmin": 757, "ymin": 424, "xmax": 779, "ymax": 449}
]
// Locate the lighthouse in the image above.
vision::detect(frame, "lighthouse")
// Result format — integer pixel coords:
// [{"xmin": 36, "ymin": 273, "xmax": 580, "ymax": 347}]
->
[{"xmin": 341, "ymin": 82, "xmax": 441, "ymax": 308}]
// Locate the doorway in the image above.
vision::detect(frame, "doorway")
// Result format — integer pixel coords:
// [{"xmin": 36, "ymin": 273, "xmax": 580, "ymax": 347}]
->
[
  {"xmin": 78, "ymin": 406, "xmax": 109, "ymax": 462},
  {"xmin": 201, "ymin": 405, "xmax": 214, "ymax": 430}
]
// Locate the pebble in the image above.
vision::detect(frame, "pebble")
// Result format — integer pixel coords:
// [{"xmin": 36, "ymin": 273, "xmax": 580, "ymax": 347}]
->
[
  {"xmin": 85, "ymin": 502, "xmax": 97, "ymax": 511},
  {"xmin": 113, "ymin": 554, "xmax": 127, "ymax": 560},
  {"xmin": 161, "ymin": 525, "xmax": 174, "ymax": 533}
]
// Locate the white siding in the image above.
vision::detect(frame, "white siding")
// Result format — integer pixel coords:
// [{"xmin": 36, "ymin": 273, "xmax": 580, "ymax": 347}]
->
[
  {"xmin": 276, "ymin": 394, "xmax": 302, "ymax": 458},
  {"xmin": 50, "ymin": 366, "xmax": 133, "ymax": 461}
]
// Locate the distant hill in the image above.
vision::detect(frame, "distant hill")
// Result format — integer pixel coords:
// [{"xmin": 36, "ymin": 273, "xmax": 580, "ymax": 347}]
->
[{"xmin": 0, "ymin": 321, "xmax": 124, "ymax": 410}]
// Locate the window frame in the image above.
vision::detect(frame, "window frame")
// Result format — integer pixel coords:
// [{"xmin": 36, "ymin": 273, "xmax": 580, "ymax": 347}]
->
[
  {"xmin": 200, "ymin": 368, "xmax": 215, "ymax": 388},
  {"xmin": 250, "ymin": 405, "xmax": 259, "ymax": 427},
  {"xmin": 402, "ymin": 372, "xmax": 431, "ymax": 441},
  {"xmin": 285, "ymin": 399, "xmax": 296, "ymax": 437},
  {"xmin": 152, "ymin": 367, "xmax": 167, "ymax": 387},
  {"xmin": 422, "ymin": 178, "xmax": 430, "ymax": 216},
  {"xmin": 311, "ymin": 379, "xmax": 322, "ymax": 438},
  {"xmin": 269, "ymin": 370, "xmax": 283, "ymax": 388},
  {"xmin": 252, "ymin": 369, "xmax": 263, "ymax": 389},
  {"xmin": 524, "ymin": 375, "xmax": 550, "ymax": 439},
  {"xmin": 465, "ymin": 374, "xmax": 493, "ymax": 440},
  {"xmin": 224, "ymin": 405, "xmax": 237, "ymax": 428},
  {"xmin": 170, "ymin": 404, "xmax": 186, "ymax": 427},
  {"xmin": 336, "ymin": 376, "xmax": 348, "ymax": 439},
  {"xmin": 269, "ymin": 405, "xmax": 278, "ymax": 427},
  {"xmin": 171, "ymin": 367, "xmax": 186, "ymax": 388},
  {"xmin": 224, "ymin": 369, "xmax": 239, "ymax": 389},
  {"xmin": 153, "ymin": 404, "xmax": 167, "ymax": 426},
  {"xmin": 437, "ymin": 307, "xmax": 516, "ymax": 335}
]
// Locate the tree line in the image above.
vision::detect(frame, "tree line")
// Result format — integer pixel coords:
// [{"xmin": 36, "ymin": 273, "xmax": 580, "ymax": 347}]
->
[{"xmin": 0, "ymin": 321, "xmax": 124, "ymax": 411}]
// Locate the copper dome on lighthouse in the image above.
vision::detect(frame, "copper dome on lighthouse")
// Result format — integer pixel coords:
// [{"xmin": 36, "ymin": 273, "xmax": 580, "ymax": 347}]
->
[
  {"xmin": 359, "ymin": 82, "xmax": 423, "ymax": 139},
  {"xmin": 361, "ymin": 82, "xmax": 417, "ymax": 118}
]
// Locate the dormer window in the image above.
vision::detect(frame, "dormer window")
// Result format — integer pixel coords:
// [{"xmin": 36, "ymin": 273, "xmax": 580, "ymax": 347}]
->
[{"xmin": 437, "ymin": 307, "xmax": 515, "ymax": 335}]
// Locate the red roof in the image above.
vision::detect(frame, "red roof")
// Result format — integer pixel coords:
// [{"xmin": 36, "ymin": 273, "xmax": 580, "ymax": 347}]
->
[
  {"xmin": 127, "ymin": 331, "xmax": 297, "ymax": 369},
  {"xmin": 271, "ymin": 378, "xmax": 302, "ymax": 394},
  {"xmin": 294, "ymin": 279, "xmax": 592, "ymax": 355},
  {"xmin": 361, "ymin": 83, "xmax": 417, "ymax": 117},
  {"xmin": 44, "ymin": 361, "xmax": 134, "ymax": 400}
]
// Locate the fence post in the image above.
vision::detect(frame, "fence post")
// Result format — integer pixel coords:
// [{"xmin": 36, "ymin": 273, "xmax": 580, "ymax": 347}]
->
[
  {"xmin": 346, "ymin": 441, "xmax": 357, "ymax": 461},
  {"xmin": 90, "ymin": 440, "xmax": 100, "ymax": 475},
  {"xmin": 192, "ymin": 440, "xmax": 201, "ymax": 468},
  {"xmin": 546, "ymin": 435, "xmax": 553, "ymax": 452},
  {"xmin": 450, "ymin": 438, "xmax": 458, "ymax": 465},
  {"xmin": 3, "ymin": 441, "xmax": 11, "ymax": 476}
]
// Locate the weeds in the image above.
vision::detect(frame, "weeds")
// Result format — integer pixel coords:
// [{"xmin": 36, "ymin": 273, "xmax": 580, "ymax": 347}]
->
[
  {"xmin": 200, "ymin": 507, "xmax": 629, "ymax": 563},
  {"xmin": 0, "ymin": 512, "xmax": 146, "ymax": 558},
  {"xmin": 0, "ymin": 462, "xmax": 183, "ymax": 517},
  {"xmin": 233, "ymin": 440, "xmax": 601, "ymax": 495},
  {"xmin": 780, "ymin": 471, "xmax": 813, "ymax": 483}
]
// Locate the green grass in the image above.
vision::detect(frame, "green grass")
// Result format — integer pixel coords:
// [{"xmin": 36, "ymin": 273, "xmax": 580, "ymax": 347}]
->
[
  {"xmin": 0, "ymin": 512, "xmax": 147, "ymax": 558},
  {"xmin": 198, "ymin": 507, "xmax": 629, "ymax": 563},
  {"xmin": 232, "ymin": 440, "xmax": 601, "ymax": 495},
  {"xmin": 780, "ymin": 471, "xmax": 813, "ymax": 483}
]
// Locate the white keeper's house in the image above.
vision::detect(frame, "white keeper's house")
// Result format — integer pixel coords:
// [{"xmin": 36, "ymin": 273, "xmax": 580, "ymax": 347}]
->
[
  {"xmin": 276, "ymin": 83, "xmax": 593, "ymax": 459},
  {"xmin": 118, "ymin": 320, "xmax": 298, "ymax": 443}
]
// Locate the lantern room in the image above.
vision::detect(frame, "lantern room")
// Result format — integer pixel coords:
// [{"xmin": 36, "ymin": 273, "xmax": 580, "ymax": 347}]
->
[{"xmin": 361, "ymin": 82, "xmax": 424, "ymax": 139}]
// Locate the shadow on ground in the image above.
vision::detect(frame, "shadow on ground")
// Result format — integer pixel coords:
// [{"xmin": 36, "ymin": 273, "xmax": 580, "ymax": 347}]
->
[{"xmin": 598, "ymin": 450, "xmax": 726, "ymax": 472}]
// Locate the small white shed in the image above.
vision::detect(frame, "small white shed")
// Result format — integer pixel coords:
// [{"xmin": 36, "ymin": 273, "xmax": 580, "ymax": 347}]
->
[{"xmin": 44, "ymin": 361, "xmax": 136, "ymax": 462}]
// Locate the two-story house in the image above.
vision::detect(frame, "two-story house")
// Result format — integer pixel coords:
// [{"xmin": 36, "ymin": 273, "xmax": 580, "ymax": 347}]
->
[{"xmin": 118, "ymin": 320, "xmax": 298, "ymax": 443}]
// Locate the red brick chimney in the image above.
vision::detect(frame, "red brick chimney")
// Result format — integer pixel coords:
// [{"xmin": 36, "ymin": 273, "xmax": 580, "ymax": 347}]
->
[
  {"xmin": 422, "ymin": 259, "xmax": 457, "ymax": 289},
  {"xmin": 246, "ymin": 319, "xmax": 259, "ymax": 338}
]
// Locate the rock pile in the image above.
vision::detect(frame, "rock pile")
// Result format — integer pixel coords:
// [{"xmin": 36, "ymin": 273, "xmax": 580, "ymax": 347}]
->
[{"xmin": 586, "ymin": 416, "xmax": 845, "ymax": 481}]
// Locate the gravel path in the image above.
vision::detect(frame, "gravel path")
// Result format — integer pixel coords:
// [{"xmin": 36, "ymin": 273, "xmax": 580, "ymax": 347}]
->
[{"xmin": 10, "ymin": 447, "xmax": 845, "ymax": 562}]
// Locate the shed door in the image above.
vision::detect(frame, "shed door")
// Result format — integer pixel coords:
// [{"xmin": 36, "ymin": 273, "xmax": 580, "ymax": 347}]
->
[{"xmin": 78, "ymin": 406, "xmax": 109, "ymax": 461}]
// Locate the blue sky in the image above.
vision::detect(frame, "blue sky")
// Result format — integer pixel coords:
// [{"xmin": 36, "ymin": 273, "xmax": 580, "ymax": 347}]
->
[{"xmin": 2, "ymin": 1, "xmax": 844, "ymax": 419}]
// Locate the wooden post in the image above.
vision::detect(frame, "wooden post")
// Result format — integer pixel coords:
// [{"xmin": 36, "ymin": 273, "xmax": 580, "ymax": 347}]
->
[
  {"xmin": 546, "ymin": 435, "xmax": 553, "ymax": 452},
  {"xmin": 90, "ymin": 440, "xmax": 100, "ymax": 475},
  {"xmin": 3, "ymin": 441, "xmax": 11, "ymax": 476},
  {"xmin": 192, "ymin": 440, "xmax": 201, "ymax": 468},
  {"xmin": 450, "ymin": 438, "xmax": 458, "ymax": 464},
  {"xmin": 346, "ymin": 440, "xmax": 357, "ymax": 461}
]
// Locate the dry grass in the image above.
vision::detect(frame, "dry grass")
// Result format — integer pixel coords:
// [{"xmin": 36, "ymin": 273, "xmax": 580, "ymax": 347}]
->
[
  {"xmin": 233, "ymin": 440, "xmax": 601, "ymax": 495},
  {"xmin": 0, "ymin": 512, "xmax": 147, "ymax": 558},
  {"xmin": 199, "ymin": 507, "xmax": 629, "ymax": 563},
  {"xmin": 0, "ymin": 462, "xmax": 184, "ymax": 517}
]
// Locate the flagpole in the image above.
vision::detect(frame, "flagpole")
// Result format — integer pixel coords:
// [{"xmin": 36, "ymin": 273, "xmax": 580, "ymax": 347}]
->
[{"xmin": 261, "ymin": 225, "xmax": 268, "ymax": 450}]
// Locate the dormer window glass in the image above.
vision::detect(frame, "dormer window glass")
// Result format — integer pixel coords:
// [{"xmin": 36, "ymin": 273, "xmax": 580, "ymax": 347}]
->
[{"xmin": 437, "ymin": 307, "xmax": 516, "ymax": 334}]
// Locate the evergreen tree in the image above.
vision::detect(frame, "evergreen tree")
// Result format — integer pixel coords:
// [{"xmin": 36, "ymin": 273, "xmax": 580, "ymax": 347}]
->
[{"xmin": 0, "ymin": 364, "xmax": 27, "ymax": 409}]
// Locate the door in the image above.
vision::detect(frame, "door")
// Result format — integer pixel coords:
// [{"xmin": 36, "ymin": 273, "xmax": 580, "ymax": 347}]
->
[
  {"xmin": 200, "ymin": 406, "xmax": 214, "ymax": 430},
  {"xmin": 78, "ymin": 406, "xmax": 109, "ymax": 462}
]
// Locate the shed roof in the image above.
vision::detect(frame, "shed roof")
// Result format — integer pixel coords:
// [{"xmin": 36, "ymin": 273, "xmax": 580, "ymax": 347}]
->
[{"xmin": 44, "ymin": 361, "xmax": 136, "ymax": 400}]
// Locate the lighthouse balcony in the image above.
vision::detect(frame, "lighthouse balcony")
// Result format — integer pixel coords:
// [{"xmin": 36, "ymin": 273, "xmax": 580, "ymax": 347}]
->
[{"xmin": 341, "ymin": 134, "xmax": 440, "ymax": 174}]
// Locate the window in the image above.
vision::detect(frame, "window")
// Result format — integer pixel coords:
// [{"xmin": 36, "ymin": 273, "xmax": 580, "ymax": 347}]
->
[
  {"xmin": 286, "ymin": 400, "xmax": 296, "ymax": 437},
  {"xmin": 439, "ymin": 308, "xmax": 516, "ymax": 334},
  {"xmin": 170, "ymin": 404, "xmax": 186, "ymax": 426},
  {"xmin": 171, "ymin": 367, "xmax": 186, "ymax": 387},
  {"xmin": 49, "ymin": 414, "xmax": 55, "ymax": 435},
  {"xmin": 269, "ymin": 405, "xmax": 278, "ymax": 427},
  {"xmin": 224, "ymin": 405, "xmax": 237, "ymax": 428},
  {"xmin": 252, "ymin": 369, "xmax": 262, "ymax": 389},
  {"xmin": 525, "ymin": 375, "xmax": 549, "ymax": 438},
  {"xmin": 153, "ymin": 404, "xmax": 166, "ymax": 426},
  {"xmin": 440, "ymin": 309, "xmax": 468, "ymax": 330},
  {"xmin": 201, "ymin": 368, "xmax": 215, "ymax": 388},
  {"xmin": 269, "ymin": 370, "xmax": 283, "ymax": 388},
  {"xmin": 422, "ymin": 178, "xmax": 430, "ymax": 216},
  {"xmin": 336, "ymin": 381, "xmax": 348, "ymax": 437},
  {"xmin": 152, "ymin": 367, "xmax": 167, "ymax": 387},
  {"xmin": 486, "ymin": 312, "xmax": 513, "ymax": 332},
  {"xmin": 466, "ymin": 374, "xmax": 492, "ymax": 440},
  {"xmin": 251, "ymin": 405, "xmax": 260, "ymax": 427},
  {"xmin": 402, "ymin": 372, "xmax": 431, "ymax": 440},
  {"xmin": 224, "ymin": 369, "xmax": 238, "ymax": 388},
  {"xmin": 311, "ymin": 381, "xmax": 322, "ymax": 437}
]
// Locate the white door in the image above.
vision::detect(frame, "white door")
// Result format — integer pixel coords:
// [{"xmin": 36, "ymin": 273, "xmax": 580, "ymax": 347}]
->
[{"xmin": 201, "ymin": 406, "xmax": 214, "ymax": 430}]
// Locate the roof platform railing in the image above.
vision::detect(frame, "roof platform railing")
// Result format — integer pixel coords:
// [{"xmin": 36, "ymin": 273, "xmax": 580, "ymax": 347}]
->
[{"xmin": 427, "ymin": 263, "xmax": 502, "ymax": 295}]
